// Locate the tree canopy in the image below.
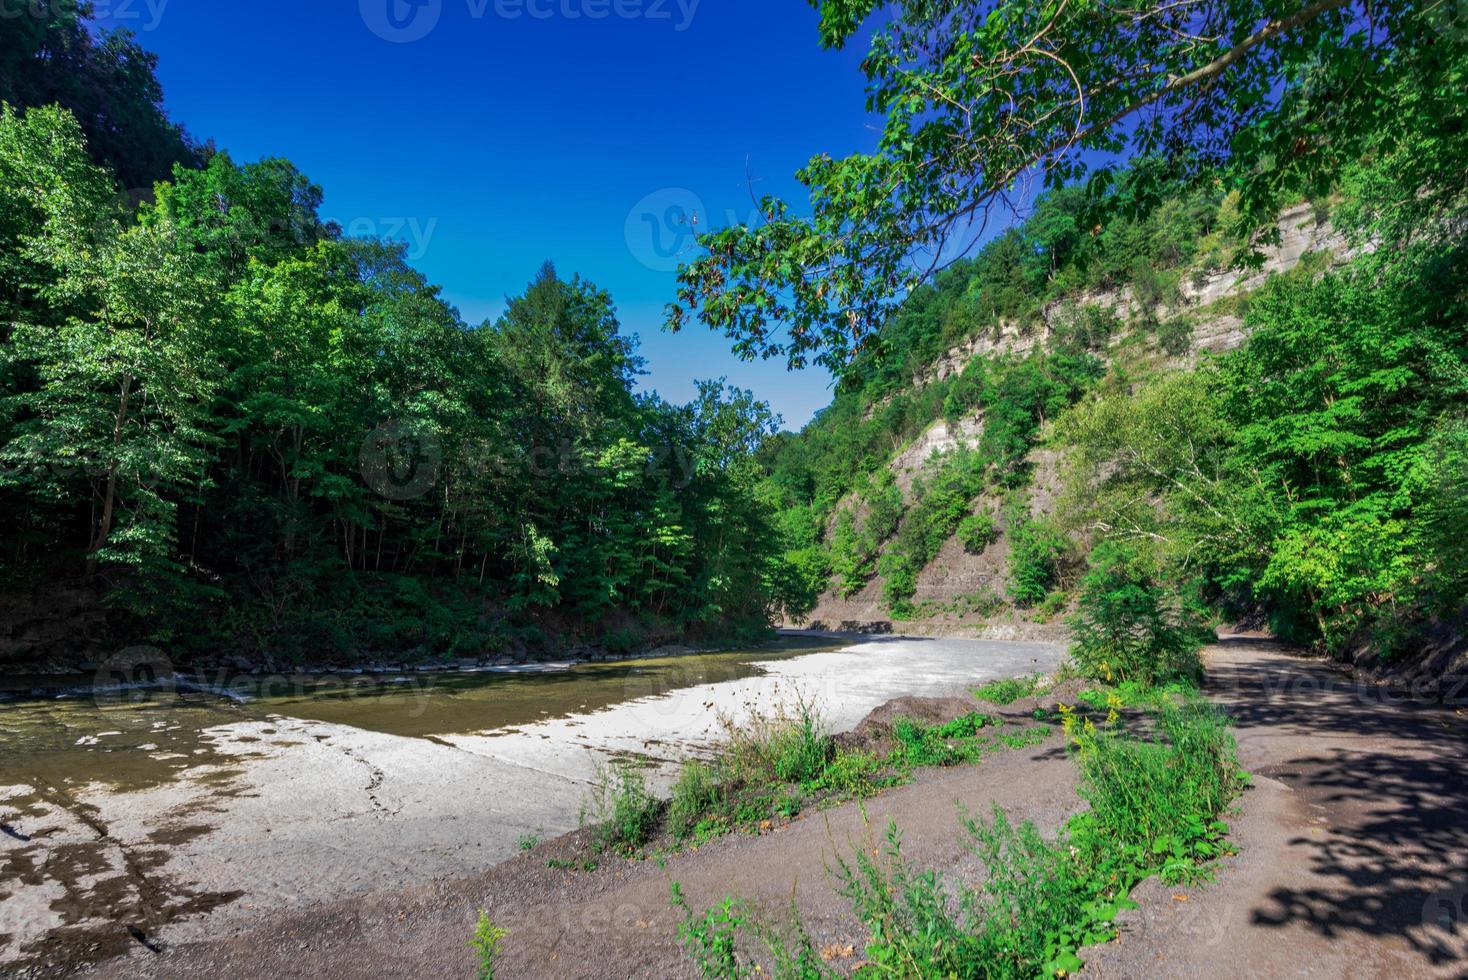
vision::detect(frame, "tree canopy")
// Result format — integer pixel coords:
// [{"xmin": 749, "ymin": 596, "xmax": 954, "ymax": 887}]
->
[{"xmin": 670, "ymin": 1, "xmax": 1465, "ymax": 374}]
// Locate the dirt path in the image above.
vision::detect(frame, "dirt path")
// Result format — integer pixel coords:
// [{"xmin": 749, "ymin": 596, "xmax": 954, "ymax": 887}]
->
[
  {"xmin": 1083, "ymin": 636, "xmax": 1468, "ymax": 979},
  {"xmin": 71, "ymin": 637, "xmax": 1468, "ymax": 979}
]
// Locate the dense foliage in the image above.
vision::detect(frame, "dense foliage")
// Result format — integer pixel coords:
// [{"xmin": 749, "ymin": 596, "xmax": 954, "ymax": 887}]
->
[
  {"xmin": 716, "ymin": 1, "xmax": 1467, "ymax": 666},
  {"xmin": 1062, "ymin": 240, "xmax": 1468, "ymax": 659},
  {"xmin": 0, "ymin": 97, "xmax": 793, "ymax": 662},
  {"xmin": 0, "ymin": 2, "xmax": 197, "ymax": 188},
  {"xmin": 670, "ymin": 1, "xmax": 1461, "ymax": 372}
]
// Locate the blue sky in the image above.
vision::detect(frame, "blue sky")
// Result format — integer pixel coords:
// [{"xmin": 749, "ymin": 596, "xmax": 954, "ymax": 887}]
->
[{"xmin": 98, "ymin": 0, "xmax": 883, "ymax": 428}]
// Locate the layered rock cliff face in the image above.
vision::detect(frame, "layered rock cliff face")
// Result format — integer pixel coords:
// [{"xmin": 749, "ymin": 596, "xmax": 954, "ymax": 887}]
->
[{"xmin": 795, "ymin": 205, "xmax": 1354, "ymax": 638}]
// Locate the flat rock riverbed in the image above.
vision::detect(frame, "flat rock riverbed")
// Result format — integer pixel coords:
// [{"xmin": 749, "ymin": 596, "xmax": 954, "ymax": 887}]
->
[{"xmin": 0, "ymin": 633, "xmax": 1061, "ymax": 973}]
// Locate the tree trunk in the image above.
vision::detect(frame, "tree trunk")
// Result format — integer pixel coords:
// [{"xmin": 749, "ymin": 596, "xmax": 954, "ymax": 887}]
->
[{"xmin": 87, "ymin": 374, "xmax": 133, "ymax": 575}]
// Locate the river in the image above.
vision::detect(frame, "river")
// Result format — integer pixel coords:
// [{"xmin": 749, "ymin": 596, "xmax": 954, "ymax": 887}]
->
[{"xmin": 0, "ymin": 632, "xmax": 1062, "ymax": 971}]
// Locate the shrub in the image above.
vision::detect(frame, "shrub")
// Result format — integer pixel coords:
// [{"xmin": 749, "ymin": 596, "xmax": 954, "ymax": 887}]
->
[
  {"xmin": 768, "ymin": 699, "xmax": 832, "ymax": 783},
  {"xmin": 864, "ymin": 474, "xmax": 904, "ymax": 542},
  {"xmin": 1154, "ymin": 316, "xmax": 1194, "ymax": 355},
  {"xmin": 953, "ymin": 586, "xmax": 1006, "ymax": 618},
  {"xmin": 890, "ymin": 712, "xmax": 999, "ymax": 767},
  {"xmin": 956, "ymin": 511, "xmax": 998, "ymax": 554},
  {"xmin": 679, "ymin": 692, "xmax": 1244, "ymax": 979},
  {"xmin": 1068, "ymin": 542, "xmax": 1207, "ymax": 686},
  {"xmin": 973, "ymin": 673, "xmax": 1048, "ymax": 705},
  {"xmin": 877, "ymin": 551, "xmax": 918, "ymax": 615},
  {"xmin": 717, "ymin": 694, "xmax": 832, "ymax": 788},
  {"xmin": 672, "ymin": 884, "xmax": 831, "ymax": 980},
  {"xmin": 832, "ymin": 814, "xmax": 1116, "ymax": 980},
  {"xmin": 1007, "ymin": 518, "xmax": 1069, "ymax": 607},
  {"xmin": 810, "ymin": 748, "xmax": 889, "ymax": 797},
  {"xmin": 583, "ymin": 761, "xmax": 662, "ymax": 853},
  {"xmin": 829, "ymin": 510, "xmax": 875, "ymax": 598}
]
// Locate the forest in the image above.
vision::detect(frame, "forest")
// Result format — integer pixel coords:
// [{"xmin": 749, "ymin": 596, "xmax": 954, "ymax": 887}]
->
[
  {"xmin": 0, "ymin": 5, "xmax": 796, "ymax": 667},
  {"xmin": 2, "ymin": 0, "xmax": 1465, "ymax": 678}
]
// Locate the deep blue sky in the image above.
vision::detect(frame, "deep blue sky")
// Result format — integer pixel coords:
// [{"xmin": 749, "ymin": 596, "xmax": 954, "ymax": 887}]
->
[{"xmin": 97, "ymin": 0, "xmax": 883, "ymax": 428}]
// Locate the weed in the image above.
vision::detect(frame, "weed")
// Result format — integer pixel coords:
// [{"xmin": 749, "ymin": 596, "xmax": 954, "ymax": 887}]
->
[
  {"xmin": 516, "ymin": 832, "xmax": 540, "ymax": 852},
  {"xmin": 717, "ymin": 693, "xmax": 832, "ymax": 789},
  {"xmin": 973, "ymin": 672, "xmax": 1049, "ymax": 705},
  {"xmin": 998, "ymin": 725, "xmax": 1051, "ymax": 749},
  {"xmin": 669, "ymin": 759, "xmax": 724, "ymax": 839},
  {"xmin": 890, "ymin": 712, "xmax": 999, "ymax": 767},
  {"xmin": 468, "ymin": 910, "xmax": 507, "ymax": 980},
  {"xmin": 583, "ymin": 760, "xmax": 662, "ymax": 854},
  {"xmin": 679, "ymin": 684, "xmax": 1244, "ymax": 978},
  {"xmin": 672, "ymin": 883, "xmax": 832, "ymax": 979},
  {"xmin": 809, "ymin": 748, "xmax": 892, "ymax": 798},
  {"xmin": 1067, "ymin": 694, "xmax": 1245, "ymax": 884}
]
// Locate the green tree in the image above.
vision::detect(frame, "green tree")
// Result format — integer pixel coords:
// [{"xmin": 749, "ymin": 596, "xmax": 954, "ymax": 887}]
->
[{"xmin": 670, "ymin": 1, "xmax": 1464, "ymax": 376}]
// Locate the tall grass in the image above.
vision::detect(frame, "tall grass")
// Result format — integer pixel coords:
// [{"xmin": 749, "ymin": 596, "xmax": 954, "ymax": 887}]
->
[
  {"xmin": 1068, "ymin": 695, "xmax": 1245, "ymax": 883},
  {"xmin": 675, "ymin": 688, "xmax": 1245, "ymax": 978},
  {"xmin": 582, "ymin": 760, "xmax": 662, "ymax": 853}
]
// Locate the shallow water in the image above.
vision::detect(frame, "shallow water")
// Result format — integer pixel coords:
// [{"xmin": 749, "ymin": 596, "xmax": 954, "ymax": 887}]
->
[{"xmin": 0, "ymin": 636, "xmax": 840, "ymax": 797}]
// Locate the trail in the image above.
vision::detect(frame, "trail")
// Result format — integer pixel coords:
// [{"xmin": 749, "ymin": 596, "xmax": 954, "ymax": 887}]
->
[{"xmin": 1083, "ymin": 636, "xmax": 1468, "ymax": 978}]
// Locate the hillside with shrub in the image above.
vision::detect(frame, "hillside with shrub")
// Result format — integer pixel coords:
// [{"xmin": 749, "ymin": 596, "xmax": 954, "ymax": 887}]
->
[{"xmin": 760, "ymin": 172, "xmax": 1466, "ymax": 685}]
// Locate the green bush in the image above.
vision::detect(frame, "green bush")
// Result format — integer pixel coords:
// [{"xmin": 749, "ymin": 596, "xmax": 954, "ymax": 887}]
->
[
  {"xmin": 768, "ymin": 699, "xmax": 832, "ymax": 783},
  {"xmin": 468, "ymin": 911, "xmax": 508, "ymax": 980},
  {"xmin": 890, "ymin": 712, "xmax": 1000, "ymax": 767},
  {"xmin": 669, "ymin": 760, "xmax": 724, "ymax": 839},
  {"xmin": 1007, "ymin": 518, "xmax": 1069, "ymax": 607},
  {"xmin": 956, "ymin": 511, "xmax": 998, "ymax": 553},
  {"xmin": 1068, "ymin": 542, "xmax": 1207, "ymax": 686},
  {"xmin": 832, "ymin": 814, "xmax": 1119, "ymax": 980},
  {"xmin": 973, "ymin": 673, "xmax": 1048, "ymax": 705},
  {"xmin": 877, "ymin": 551, "xmax": 919, "ymax": 615},
  {"xmin": 1154, "ymin": 316, "xmax": 1194, "ymax": 355},
  {"xmin": 679, "ymin": 689, "xmax": 1244, "ymax": 979},
  {"xmin": 829, "ymin": 510, "xmax": 876, "ymax": 598},
  {"xmin": 864, "ymin": 474, "xmax": 904, "ymax": 542},
  {"xmin": 1068, "ymin": 697, "xmax": 1245, "ymax": 884},
  {"xmin": 672, "ymin": 885, "xmax": 831, "ymax": 980}
]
